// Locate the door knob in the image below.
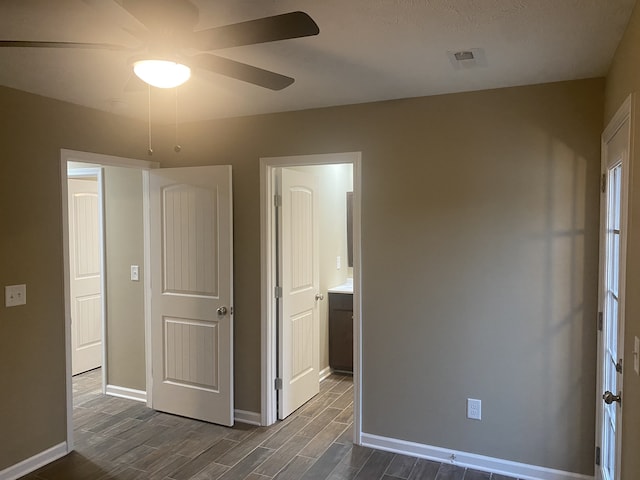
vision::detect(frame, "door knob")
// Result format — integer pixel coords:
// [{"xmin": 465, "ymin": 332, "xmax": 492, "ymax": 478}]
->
[
  {"xmin": 315, "ymin": 293, "xmax": 324, "ymax": 301},
  {"xmin": 603, "ymin": 390, "xmax": 622, "ymax": 405},
  {"xmin": 216, "ymin": 306, "xmax": 227, "ymax": 315}
]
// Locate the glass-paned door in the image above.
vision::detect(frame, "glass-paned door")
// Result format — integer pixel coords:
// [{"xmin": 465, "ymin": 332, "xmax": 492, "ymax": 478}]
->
[{"xmin": 601, "ymin": 163, "xmax": 622, "ymax": 480}]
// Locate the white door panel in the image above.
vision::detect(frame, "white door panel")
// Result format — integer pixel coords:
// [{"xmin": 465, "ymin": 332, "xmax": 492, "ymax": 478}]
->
[
  {"xmin": 68, "ymin": 178, "xmax": 103, "ymax": 375},
  {"xmin": 150, "ymin": 166, "xmax": 233, "ymax": 426},
  {"xmin": 278, "ymin": 168, "xmax": 320, "ymax": 419}
]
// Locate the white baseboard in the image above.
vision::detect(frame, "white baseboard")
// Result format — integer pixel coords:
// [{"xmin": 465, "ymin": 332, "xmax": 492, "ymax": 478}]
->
[
  {"xmin": 105, "ymin": 384, "xmax": 147, "ymax": 403},
  {"xmin": 0, "ymin": 442, "xmax": 68, "ymax": 480},
  {"xmin": 234, "ymin": 409, "xmax": 262, "ymax": 426},
  {"xmin": 360, "ymin": 433, "xmax": 594, "ymax": 480},
  {"xmin": 319, "ymin": 366, "xmax": 333, "ymax": 382}
]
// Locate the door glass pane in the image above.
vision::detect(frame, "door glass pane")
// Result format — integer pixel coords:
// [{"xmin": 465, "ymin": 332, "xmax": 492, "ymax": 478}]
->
[{"xmin": 602, "ymin": 163, "xmax": 622, "ymax": 480}]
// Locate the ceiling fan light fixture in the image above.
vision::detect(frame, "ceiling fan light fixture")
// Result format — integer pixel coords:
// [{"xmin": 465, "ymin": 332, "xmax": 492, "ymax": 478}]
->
[{"xmin": 133, "ymin": 59, "xmax": 191, "ymax": 88}]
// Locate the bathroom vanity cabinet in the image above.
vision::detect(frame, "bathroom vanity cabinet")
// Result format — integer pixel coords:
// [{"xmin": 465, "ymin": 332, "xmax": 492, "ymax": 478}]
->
[{"xmin": 328, "ymin": 291, "xmax": 353, "ymax": 373}]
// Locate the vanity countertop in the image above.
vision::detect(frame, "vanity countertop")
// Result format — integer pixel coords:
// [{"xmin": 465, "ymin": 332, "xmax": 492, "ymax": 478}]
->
[{"xmin": 328, "ymin": 278, "xmax": 353, "ymax": 294}]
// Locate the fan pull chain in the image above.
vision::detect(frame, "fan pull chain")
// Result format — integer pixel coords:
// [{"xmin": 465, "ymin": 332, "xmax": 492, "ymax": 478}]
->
[
  {"xmin": 174, "ymin": 86, "xmax": 182, "ymax": 153},
  {"xmin": 147, "ymin": 84, "xmax": 153, "ymax": 155}
]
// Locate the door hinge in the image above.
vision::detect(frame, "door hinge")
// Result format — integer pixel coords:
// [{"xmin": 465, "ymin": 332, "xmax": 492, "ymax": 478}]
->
[
  {"xmin": 275, "ymin": 378, "xmax": 283, "ymax": 390},
  {"xmin": 601, "ymin": 173, "xmax": 606, "ymax": 193},
  {"xmin": 598, "ymin": 311, "xmax": 603, "ymax": 331},
  {"xmin": 595, "ymin": 446, "xmax": 601, "ymax": 466},
  {"xmin": 274, "ymin": 286, "xmax": 283, "ymax": 298},
  {"xmin": 274, "ymin": 194, "xmax": 282, "ymax": 207}
]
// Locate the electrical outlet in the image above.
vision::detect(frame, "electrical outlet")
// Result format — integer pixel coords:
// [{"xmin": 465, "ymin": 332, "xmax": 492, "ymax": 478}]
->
[
  {"xmin": 336, "ymin": 256, "xmax": 341, "ymax": 270},
  {"xmin": 467, "ymin": 398, "xmax": 481, "ymax": 420},
  {"xmin": 5, "ymin": 284, "xmax": 27, "ymax": 307}
]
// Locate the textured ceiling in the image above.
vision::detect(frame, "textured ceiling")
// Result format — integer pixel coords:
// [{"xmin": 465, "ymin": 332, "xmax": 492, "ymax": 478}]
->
[{"xmin": 0, "ymin": 0, "xmax": 635, "ymax": 123}]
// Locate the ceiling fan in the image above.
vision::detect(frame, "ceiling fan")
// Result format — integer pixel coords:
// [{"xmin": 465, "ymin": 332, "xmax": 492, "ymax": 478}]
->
[{"xmin": 0, "ymin": 0, "xmax": 320, "ymax": 91}]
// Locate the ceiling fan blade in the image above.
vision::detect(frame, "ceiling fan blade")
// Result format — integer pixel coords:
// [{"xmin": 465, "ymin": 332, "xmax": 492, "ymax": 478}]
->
[
  {"xmin": 195, "ymin": 11, "xmax": 319, "ymax": 51},
  {"xmin": 83, "ymin": 0, "xmax": 148, "ymax": 37},
  {"xmin": 0, "ymin": 40, "xmax": 129, "ymax": 51},
  {"xmin": 191, "ymin": 53, "xmax": 294, "ymax": 90},
  {"xmin": 121, "ymin": 0, "xmax": 199, "ymax": 32}
]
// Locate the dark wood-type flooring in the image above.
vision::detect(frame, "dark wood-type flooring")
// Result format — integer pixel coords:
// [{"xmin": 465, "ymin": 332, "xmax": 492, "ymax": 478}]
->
[{"xmin": 21, "ymin": 369, "xmax": 520, "ymax": 480}]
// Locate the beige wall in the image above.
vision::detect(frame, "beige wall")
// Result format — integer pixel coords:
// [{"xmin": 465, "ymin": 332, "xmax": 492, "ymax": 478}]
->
[
  {"xmin": 292, "ymin": 164, "xmax": 353, "ymax": 371},
  {"xmin": 0, "ymin": 86, "xmax": 149, "ymax": 470},
  {"xmin": 0, "ymin": 78, "xmax": 602, "ymax": 476},
  {"xmin": 605, "ymin": 2, "xmax": 640, "ymax": 478},
  {"xmin": 103, "ymin": 166, "xmax": 146, "ymax": 391}
]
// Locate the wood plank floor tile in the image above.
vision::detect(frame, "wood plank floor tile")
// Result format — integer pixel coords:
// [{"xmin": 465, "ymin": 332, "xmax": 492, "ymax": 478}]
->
[
  {"xmin": 325, "ymin": 462, "xmax": 360, "ymax": 480},
  {"xmin": 139, "ymin": 454, "xmax": 192, "ymax": 479},
  {"xmin": 217, "ymin": 447, "xmax": 273, "ymax": 479},
  {"xmin": 188, "ymin": 462, "xmax": 229, "ymax": 480},
  {"xmin": 333, "ymin": 404, "xmax": 353, "ymax": 424},
  {"xmin": 334, "ymin": 422, "xmax": 353, "ymax": 445},
  {"xmin": 299, "ymin": 421, "xmax": 350, "ymax": 458},
  {"xmin": 128, "ymin": 446, "xmax": 185, "ymax": 473},
  {"xmin": 300, "ymin": 442, "xmax": 352, "ymax": 479},
  {"xmin": 260, "ymin": 416, "xmax": 311, "ymax": 450},
  {"xmin": 170, "ymin": 428, "xmax": 229, "ymax": 458},
  {"xmin": 385, "ymin": 454, "xmax": 418, "ymax": 478},
  {"xmin": 168, "ymin": 439, "xmax": 238, "ymax": 480},
  {"xmin": 244, "ymin": 474, "xmax": 271, "ymax": 480},
  {"xmin": 336, "ymin": 444, "xmax": 374, "ymax": 469},
  {"xmin": 434, "ymin": 464, "xmax": 465, "ymax": 480},
  {"xmin": 273, "ymin": 455, "xmax": 316, "ymax": 480},
  {"xmin": 298, "ymin": 392, "xmax": 342, "ymax": 418},
  {"xmin": 299, "ymin": 408, "xmax": 343, "ymax": 437},
  {"xmin": 464, "ymin": 469, "xmax": 490, "ymax": 480},
  {"xmin": 353, "ymin": 450, "xmax": 395, "ymax": 479},
  {"xmin": 329, "ymin": 388, "xmax": 354, "ymax": 410},
  {"xmin": 407, "ymin": 458, "xmax": 440, "ymax": 480},
  {"xmin": 215, "ymin": 428, "xmax": 279, "ymax": 467},
  {"xmin": 221, "ymin": 423, "xmax": 256, "ymax": 442},
  {"xmin": 253, "ymin": 434, "xmax": 312, "ymax": 476},
  {"xmin": 328, "ymin": 380, "xmax": 353, "ymax": 395}
]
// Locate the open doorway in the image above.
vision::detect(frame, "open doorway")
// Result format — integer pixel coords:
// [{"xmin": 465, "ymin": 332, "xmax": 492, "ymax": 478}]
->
[
  {"xmin": 61, "ymin": 149, "xmax": 157, "ymax": 449},
  {"xmin": 260, "ymin": 152, "xmax": 362, "ymax": 443}
]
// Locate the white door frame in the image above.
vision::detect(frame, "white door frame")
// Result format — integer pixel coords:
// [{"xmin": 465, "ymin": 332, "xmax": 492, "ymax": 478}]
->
[
  {"xmin": 260, "ymin": 152, "xmax": 362, "ymax": 443},
  {"xmin": 67, "ymin": 168, "xmax": 105, "ymax": 380},
  {"xmin": 596, "ymin": 94, "xmax": 632, "ymax": 480},
  {"xmin": 60, "ymin": 149, "xmax": 158, "ymax": 452}
]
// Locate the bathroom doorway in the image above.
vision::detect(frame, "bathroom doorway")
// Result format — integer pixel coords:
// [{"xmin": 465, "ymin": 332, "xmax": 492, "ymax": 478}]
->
[{"xmin": 260, "ymin": 152, "xmax": 362, "ymax": 443}]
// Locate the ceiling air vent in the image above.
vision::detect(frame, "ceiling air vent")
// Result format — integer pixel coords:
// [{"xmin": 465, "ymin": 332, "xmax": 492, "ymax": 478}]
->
[
  {"xmin": 454, "ymin": 51, "xmax": 474, "ymax": 61},
  {"xmin": 447, "ymin": 48, "xmax": 487, "ymax": 70}
]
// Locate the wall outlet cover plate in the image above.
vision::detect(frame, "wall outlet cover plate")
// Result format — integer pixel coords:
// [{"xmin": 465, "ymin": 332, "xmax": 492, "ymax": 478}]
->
[{"xmin": 5, "ymin": 284, "xmax": 26, "ymax": 307}]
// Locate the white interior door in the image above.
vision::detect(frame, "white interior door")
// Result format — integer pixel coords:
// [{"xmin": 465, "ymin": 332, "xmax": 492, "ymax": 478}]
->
[
  {"xmin": 150, "ymin": 166, "xmax": 234, "ymax": 426},
  {"xmin": 278, "ymin": 168, "xmax": 320, "ymax": 419},
  {"xmin": 597, "ymin": 110, "xmax": 628, "ymax": 480},
  {"xmin": 68, "ymin": 177, "xmax": 103, "ymax": 376}
]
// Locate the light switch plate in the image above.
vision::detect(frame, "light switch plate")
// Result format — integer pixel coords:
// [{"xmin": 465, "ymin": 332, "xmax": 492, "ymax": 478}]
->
[
  {"xmin": 130, "ymin": 265, "xmax": 139, "ymax": 282},
  {"xmin": 634, "ymin": 336, "xmax": 639, "ymax": 375},
  {"xmin": 5, "ymin": 284, "xmax": 26, "ymax": 307}
]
